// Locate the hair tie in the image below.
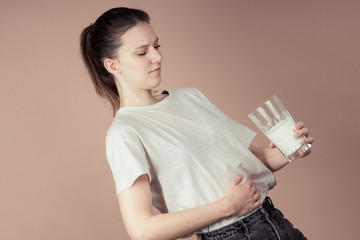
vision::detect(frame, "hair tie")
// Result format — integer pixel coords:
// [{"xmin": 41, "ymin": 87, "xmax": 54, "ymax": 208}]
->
[{"xmin": 89, "ymin": 23, "xmax": 95, "ymax": 31}]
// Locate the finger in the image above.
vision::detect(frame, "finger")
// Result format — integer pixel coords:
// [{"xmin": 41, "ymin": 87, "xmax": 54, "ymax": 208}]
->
[
  {"xmin": 295, "ymin": 128, "xmax": 309, "ymax": 138},
  {"xmin": 244, "ymin": 177, "xmax": 252, "ymax": 184},
  {"xmin": 253, "ymin": 189, "xmax": 260, "ymax": 200},
  {"xmin": 248, "ymin": 184, "xmax": 255, "ymax": 195},
  {"xmin": 250, "ymin": 182, "xmax": 257, "ymax": 193},
  {"xmin": 230, "ymin": 174, "xmax": 244, "ymax": 185},
  {"xmin": 300, "ymin": 148, "xmax": 311, "ymax": 158},
  {"xmin": 301, "ymin": 148, "xmax": 312, "ymax": 157},
  {"xmin": 293, "ymin": 122, "xmax": 304, "ymax": 131},
  {"xmin": 253, "ymin": 194, "xmax": 261, "ymax": 208},
  {"xmin": 269, "ymin": 142, "xmax": 276, "ymax": 148},
  {"xmin": 301, "ymin": 137, "xmax": 314, "ymax": 145}
]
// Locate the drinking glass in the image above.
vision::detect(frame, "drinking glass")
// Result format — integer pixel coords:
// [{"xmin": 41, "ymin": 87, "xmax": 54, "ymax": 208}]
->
[{"xmin": 248, "ymin": 95, "xmax": 311, "ymax": 162}]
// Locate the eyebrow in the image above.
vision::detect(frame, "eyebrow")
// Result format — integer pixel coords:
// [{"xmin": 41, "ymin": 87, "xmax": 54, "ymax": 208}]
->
[{"xmin": 136, "ymin": 37, "xmax": 159, "ymax": 49}]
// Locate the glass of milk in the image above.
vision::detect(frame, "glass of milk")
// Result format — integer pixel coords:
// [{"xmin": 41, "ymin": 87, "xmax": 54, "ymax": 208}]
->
[{"xmin": 248, "ymin": 95, "xmax": 311, "ymax": 162}]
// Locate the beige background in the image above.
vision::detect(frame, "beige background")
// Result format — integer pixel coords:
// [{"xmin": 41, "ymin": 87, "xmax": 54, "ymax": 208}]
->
[{"xmin": 1, "ymin": 0, "xmax": 359, "ymax": 239}]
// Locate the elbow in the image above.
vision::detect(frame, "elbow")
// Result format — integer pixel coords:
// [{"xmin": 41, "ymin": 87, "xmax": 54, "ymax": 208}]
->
[
  {"xmin": 125, "ymin": 216, "xmax": 159, "ymax": 240},
  {"xmin": 129, "ymin": 229, "xmax": 145, "ymax": 240},
  {"xmin": 130, "ymin": 233, "xmax": 143, "ymax": 240},
  {"xmin": 129, "ymin": 229, "xmax": 155, "ymax": 240}
]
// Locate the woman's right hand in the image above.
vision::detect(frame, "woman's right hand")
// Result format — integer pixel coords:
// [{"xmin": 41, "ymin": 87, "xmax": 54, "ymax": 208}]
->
[
  {"xmin": 223, "ymin": 174, "xmax": 261, "ymax": 217},
  {"xmin": 118, "ymin": 173, "xmax": 261, "ymax": 240}
]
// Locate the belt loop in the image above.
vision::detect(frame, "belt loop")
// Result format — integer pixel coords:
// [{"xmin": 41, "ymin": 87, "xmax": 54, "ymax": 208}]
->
[
  {"xmin": 265, "ymin": 196, "xmax": 275, "ymax": 209},
  {"xmin": 239, "ymin": 220, "xmax": 250, "ymax": 240}
]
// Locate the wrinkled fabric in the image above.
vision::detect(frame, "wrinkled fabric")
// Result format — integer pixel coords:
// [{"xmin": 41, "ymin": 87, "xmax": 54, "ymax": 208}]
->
[{"xmin": 106, "ymin": 88, "xmax": 276, "ymax": 232}]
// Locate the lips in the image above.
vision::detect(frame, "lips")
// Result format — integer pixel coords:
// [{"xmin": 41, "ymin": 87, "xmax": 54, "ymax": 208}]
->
[{"xmin": 150, "ymin": 67, "xmax": 161, "ymax": 73}]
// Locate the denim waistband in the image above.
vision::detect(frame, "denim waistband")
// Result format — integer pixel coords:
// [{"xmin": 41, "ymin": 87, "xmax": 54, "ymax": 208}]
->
[{"xmin": 197, "ymin": 197, "xmax": 275, "ymax": 239}]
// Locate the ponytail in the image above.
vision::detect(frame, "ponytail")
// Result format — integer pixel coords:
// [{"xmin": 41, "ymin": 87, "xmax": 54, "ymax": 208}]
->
[{"xmin": 80, "ymin": 25, "xmax": 120, "ymax": 116}]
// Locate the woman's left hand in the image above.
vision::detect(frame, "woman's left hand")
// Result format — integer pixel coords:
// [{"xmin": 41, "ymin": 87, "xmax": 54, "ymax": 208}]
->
[{"xmin": 269, "ymin": 121, "xmax": 314, "ymax": 158}]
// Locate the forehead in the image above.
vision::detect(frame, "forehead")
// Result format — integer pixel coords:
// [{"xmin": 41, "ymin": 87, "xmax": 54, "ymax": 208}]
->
[{"xmin": 120, "ymin": 22, "xmax": 157, "ymax": 48}]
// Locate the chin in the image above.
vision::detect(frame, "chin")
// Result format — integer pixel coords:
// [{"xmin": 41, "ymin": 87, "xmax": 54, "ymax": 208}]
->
[{"xmin": 148, "ymin": 76, "xmax": 162, "ymax": 89}]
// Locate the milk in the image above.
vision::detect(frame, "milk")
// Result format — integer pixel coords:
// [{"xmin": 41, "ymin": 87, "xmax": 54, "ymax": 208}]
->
[{"xmin": 264, "ymin": 117, "xmax": 302, "ymax": 157}]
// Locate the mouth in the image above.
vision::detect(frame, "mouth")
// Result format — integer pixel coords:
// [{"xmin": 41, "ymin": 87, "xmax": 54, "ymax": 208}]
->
[{"xmin": 150, "ymin": 67, "xmax": 161, "ymax": 73}]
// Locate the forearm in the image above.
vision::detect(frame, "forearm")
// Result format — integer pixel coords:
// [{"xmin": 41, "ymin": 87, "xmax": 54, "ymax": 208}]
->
[
  {"xmin": 250, "ymin": 145, "xmax": 288, "ymax": 172},
  {"xmin": 133, "ymin": 199, "xmax": 230, "ymax": 240},
  {"xmin": 121, "ymin": 173, "xmax": 259, "ymax": 240},
  {"xmin": 119, "ymin": 174, "xmax": 237, "ymax": 240}
]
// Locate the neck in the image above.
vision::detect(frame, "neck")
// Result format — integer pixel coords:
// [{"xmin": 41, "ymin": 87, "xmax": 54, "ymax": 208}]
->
[{"xmin": 119, "ymin": 88, "xmax": 157, "ymax": 108}]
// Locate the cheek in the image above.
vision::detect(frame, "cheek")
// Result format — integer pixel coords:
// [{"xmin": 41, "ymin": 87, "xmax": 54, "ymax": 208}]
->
[
  {"xmin": 120, "ymin": 55, "xmax": 150, "ymax": 77},
  {"xmin": 129, "ymin": 58, "xmax": 148, "ymax": 70}
]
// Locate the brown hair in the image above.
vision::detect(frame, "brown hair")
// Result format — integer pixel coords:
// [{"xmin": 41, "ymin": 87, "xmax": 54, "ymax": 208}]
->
[{"xmin": 80, "ymin": 7, "xmax": 150, "ymax": 115}]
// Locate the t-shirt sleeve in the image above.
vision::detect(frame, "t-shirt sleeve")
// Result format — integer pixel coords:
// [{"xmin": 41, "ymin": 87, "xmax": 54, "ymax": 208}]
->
[
  {"xmin": 192, "ymin": 88, "xmax": 257, "ymax": 148},
  {"xmin": 105, "ymin": 127, "xmax": 151, "ymax": 196},
  {"xmin": 222, "ymin": 114, "xmax": 257, "ymax": 148}
]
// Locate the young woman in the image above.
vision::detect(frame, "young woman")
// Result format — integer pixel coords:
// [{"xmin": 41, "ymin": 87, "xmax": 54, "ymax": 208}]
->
[{"xmin": 80, "ymin": 7, "xmax": 313, "ymax": 240}]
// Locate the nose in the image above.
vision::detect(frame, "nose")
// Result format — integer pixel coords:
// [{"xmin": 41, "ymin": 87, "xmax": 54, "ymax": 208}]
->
[{"xmin": 150, "ymin": 47, "xmax": 162, "ymax": 64}]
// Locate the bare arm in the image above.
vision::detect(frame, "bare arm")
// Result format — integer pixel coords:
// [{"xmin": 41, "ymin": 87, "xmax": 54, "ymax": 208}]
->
[
  {"xmin": 250, "ymin": 122, "xmax": 314, "ymax": 172},
  {"xmin": 249, "ymin": 145, "xmax": 288, "ymax": 172},
  {"xmin": 118, "ymin": 174, "xmax": 260, "ymax": 240}
]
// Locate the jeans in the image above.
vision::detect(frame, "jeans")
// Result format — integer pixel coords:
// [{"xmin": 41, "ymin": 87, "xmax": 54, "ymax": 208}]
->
[{"xmin": 197, "ymin": 197, "xmax": 307, "ymax": 240}]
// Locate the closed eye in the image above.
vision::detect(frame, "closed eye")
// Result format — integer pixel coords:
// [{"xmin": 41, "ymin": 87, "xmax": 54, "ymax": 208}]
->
[{"xmin": 137, "ymin": 44, "xmax": 161, "ymax": 56}]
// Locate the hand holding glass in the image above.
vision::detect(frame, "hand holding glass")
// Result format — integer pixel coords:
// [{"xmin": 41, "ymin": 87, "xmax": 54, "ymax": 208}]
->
[{"xmin": 248, "ymin": 95, "xmax": 311, "ymax": 162}]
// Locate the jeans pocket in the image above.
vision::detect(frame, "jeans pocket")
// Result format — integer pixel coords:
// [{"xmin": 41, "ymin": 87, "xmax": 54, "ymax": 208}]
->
[{"xmin": 271, "ymin": 208, "xmax": 307, "ymax": 240}]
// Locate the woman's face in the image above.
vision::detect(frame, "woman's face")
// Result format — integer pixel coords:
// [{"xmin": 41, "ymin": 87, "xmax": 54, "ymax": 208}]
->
[{"xmin": 114, "ymin": 22, "xmax": 162, "ymax": 92}]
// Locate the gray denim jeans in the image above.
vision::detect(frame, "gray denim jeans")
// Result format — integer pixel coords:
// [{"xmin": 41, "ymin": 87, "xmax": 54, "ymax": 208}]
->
[{"xmin": 197, "ymin": 197, "xmax": 307, "ymax": 240}]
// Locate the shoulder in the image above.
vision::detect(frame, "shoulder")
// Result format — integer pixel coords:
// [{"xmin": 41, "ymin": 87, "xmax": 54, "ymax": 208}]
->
[
  {"xmin": 166, "ymin": 88, "xmax": 213, "ymax": 109},
  {"xmin": 170, "ymin": 87, "xmax": 202, "ymax": 94},
  {"xmin": 106, "ymin": 117, "xmax": 139, "ymax": 145},
  {"xmin": 170, "ymin": 87, "xmax": 207, "ymax": 100}
]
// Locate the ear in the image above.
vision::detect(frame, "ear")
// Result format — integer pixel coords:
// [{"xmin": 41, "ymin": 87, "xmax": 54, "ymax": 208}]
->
[{"xmin": 104, "ymin": 58, "xmax": 121, "ymax": 75}]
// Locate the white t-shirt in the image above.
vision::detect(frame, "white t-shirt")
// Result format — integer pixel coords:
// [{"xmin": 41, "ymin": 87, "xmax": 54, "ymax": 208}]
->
[{"xmin": 105, "ymin": 88, "xmax": 276, "ymax": 232}]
